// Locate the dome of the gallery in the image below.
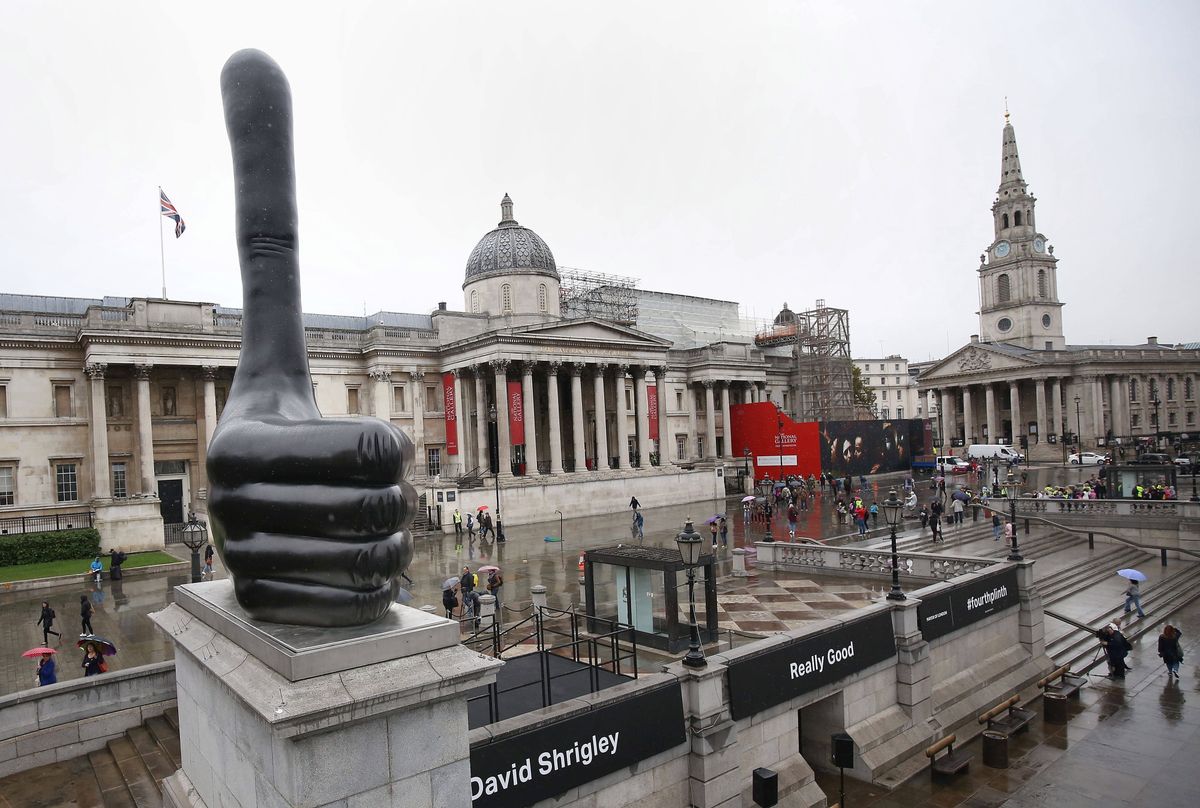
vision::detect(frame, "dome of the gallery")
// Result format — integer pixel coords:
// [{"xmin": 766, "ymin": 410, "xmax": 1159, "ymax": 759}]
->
[{"xmin": 464, "ymin": 194, "xmax": 559, "ymax": 284}]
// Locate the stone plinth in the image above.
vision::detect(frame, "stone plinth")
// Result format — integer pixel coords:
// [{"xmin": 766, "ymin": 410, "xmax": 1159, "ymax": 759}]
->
[
  {"xmin": 151, "ymin": 587, "xmax": 502, "ymax": 808},
  {"xmin": 93, "ymin": 498, "xmax": 164, "ymax": 552}
]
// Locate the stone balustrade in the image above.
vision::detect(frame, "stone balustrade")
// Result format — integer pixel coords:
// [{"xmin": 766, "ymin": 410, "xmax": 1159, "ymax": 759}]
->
[{"xmin": 756, "ymin": 540, "xmax": 997, "ymax": 581}]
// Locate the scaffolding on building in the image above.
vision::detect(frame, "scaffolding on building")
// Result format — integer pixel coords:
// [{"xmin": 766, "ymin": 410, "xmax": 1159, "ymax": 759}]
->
[
  {"xmin": 755, "ymin": 299, "xmax": 856, "ymax": 422},
  {"xmin": 558, "ymin": 267, "xmax": 639, "ymax": 325}
]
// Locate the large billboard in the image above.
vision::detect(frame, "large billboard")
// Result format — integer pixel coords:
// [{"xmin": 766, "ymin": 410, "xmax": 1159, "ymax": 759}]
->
[{"xmin": 729, "ymin": 403, "xmax": 821, "ymax": 478}]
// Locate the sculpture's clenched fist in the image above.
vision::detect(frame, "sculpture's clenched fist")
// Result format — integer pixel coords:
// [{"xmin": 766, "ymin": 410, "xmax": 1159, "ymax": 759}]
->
[{"xmin": 206, "ymin": 50, "xmax": 415, "ymax": 626}]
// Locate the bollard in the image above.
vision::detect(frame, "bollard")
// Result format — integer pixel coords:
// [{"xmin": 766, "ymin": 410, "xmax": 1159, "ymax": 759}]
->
[
  {"xmin": 1161, "ymin": 548, "xmax": 1168, "ymax": 566},
  {"xmin": 732, "ymin": 548, "xmax": 749, "ymax": 577},
  {"xmin": 478, "ymin": 593, "xmax": 496, "ymax": 632},
  {"xmin": 530, "ymin": 584, "xmax": 548, "ymax": 615},
  {"xmin": 981, "ymin": 731, "xmax": 1009, "ymax": 768},
  {"xmin": 420, "ymin": 604, "xmax": 436, "ymax": 614},
  {"xmin": 1043, "ymin": 693, "xmax": 1068, "ymax": 725},
  {"xmin": 1088, "ymin": 532, "xmax": 1094, "ymax": 549}
]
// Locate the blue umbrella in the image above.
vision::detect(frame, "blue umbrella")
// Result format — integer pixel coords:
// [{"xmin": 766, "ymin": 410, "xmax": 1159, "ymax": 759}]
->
[{"xmin": 1117, "ymin": 569, "xmax": 1147, "ymax": 582}]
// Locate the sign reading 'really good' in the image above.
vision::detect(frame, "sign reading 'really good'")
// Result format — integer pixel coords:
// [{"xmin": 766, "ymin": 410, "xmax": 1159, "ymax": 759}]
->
[
  {"xmin": 726, "ymin": 610, "xmax": 897, "ymax": 719},
  {"xmin": 918, "ymin": 566, "xmax": 1021, "ymax": 642},
  {"xmin": 468, "ymin": 682, "xmax": 686, "ymax": 808}
]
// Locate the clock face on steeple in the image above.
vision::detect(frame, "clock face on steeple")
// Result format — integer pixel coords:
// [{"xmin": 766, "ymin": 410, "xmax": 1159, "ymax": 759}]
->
[
  {"xmin": 1033, "ymin": 238, "xmax": 1045, "ymax": 253},
  {"xmin": 994, "ymin": 241, "xmax": 1010, "ymax": 258}
]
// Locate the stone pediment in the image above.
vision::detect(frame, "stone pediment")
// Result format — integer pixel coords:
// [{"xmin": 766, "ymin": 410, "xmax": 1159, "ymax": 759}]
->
[
  {"xmin": 512, "ymin": 318, "xmax": 671, "ymax": 348},
  {"xmin": 920, "ymin": 343, "xmax": 1040, "ymax": 382}
]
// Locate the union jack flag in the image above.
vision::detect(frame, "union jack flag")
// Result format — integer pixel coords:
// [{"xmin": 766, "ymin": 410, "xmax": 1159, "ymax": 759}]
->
[{"xmin": 160, "ymin": 188, "xmax": 186, "ymax": 238}]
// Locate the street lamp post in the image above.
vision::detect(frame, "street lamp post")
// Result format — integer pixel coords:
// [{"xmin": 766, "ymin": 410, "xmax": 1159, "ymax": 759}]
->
[
  {"xmin": 676, "ymin": 518, "xmax": 707, "ymax": 668},
  {"xmin": 1151, "ymin": 395, "xmax": 1162, "ymax": 450},
  {"xmin": 1073, "ymin": 395, "xmax": 1082, "ymax": 453},
  {"xmin": 883, "ymin": 488, "xmax": 905, "ymax": 601},
  {"xmin": 776, "ymin": 406, "xmax": 784, "ymax": 477},
  {"xmin": 1006, "ymin": 472, "xmax": 1023, "ymax": 561},
  {"xmin": 488, "ymin": 403, "xmax": 505, "ymax": 543},
  {"xmin": 180, "ymin": 513, "xmax": 208, "ymax": 584}
]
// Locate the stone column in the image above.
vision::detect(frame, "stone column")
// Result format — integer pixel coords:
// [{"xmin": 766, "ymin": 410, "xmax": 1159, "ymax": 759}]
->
[
  {"xmin": 891, "ymin": 598, "xmax": 932, "ymax": 726},
  {"xmin": 546, "ymin": 361, "xmax": 564, "ymax": 474},
  {"xmin": 1035, "ymin": 379, "xmax": 1048, "ymax": 445},
  {"xmin": 135, "ymin": 364, "xmax": 156, "ymax": 495},
  {"xmin": 1109, "ymin": 375, "xmax": 1123, "ymax": 440},
  {"xmin": 984, "ymin": 383, "xmax": 997, "ymax": 442},
  {"xmin": 474, "ymin": 368, "xmax": 489, "ymax": 474},
  {"xmin": 491, "ymin": 360, "xmax": 512, "ymax": 477},
  {"xmin": 656, "ymin": 366, "xmax": 668, "ymax": 462},
  {"xmin": 1009, "ymin": 381, "xmax": 1022, "ymax": 444},
  {"xmin": 614, "ymin": 364, "xmax": 631, "ymax": 470},
  {"xmin": 592, "ymin": 364, "xmax": 609, "ymax": 470},
  {"xmin": 452, "ymin": 369, "xmax": 466, "ymax": 477},
  {"xmin": 202, "ymin": 366, "xmax": 219, "ymax": 447},
  {"xmin": 720, "ymin": 383, "xmax": 732, "ymax": 459},
  {"xmin": 410, "ymin": 369, "xmax": 426, "ymax": 470},
  {"xmin": 520, "ymin": 362, "xmax": 539, "ymax": 475},
  {"xmin": 687, "ymin": 382, "xmax": 699, "ymax": 461},
  {"xmin": 634, "ymin": 367, "xmax": 651, "ymax": 468},
  {"xmin": 1092, "ymin": 376, "xmax": 1105, "ymax": 441},
  {"xmin": 86, "ymin": 363, "xmax": 111, "ymax": 499},
  {"xmin": 369, "ymin": 368, "xmax": 391, "ymax": 421},
  {"xmin": 942, "ymin": 387, "xmax": 957, "ymax": 447},
  {"xmin": 961, "ymin": 386, "xmax": 974, "ymax": 444},
  {"xmin": 570, "ymin": 363, "xmax": 586, "ymax": 472},
  {"xmin": 1051, "ymin": 377, "xmax": 1063, "ymax": 440},
  {"xmin": 703, "ymin": 380, "xmax": 717, "ymax": 459}
]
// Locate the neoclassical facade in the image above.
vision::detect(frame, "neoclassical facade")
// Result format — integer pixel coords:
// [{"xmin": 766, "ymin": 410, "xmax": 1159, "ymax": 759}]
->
[
  {"xmin": 918, "ymin": 117, "xmax": 1199, "ymax": 456},
  {"xmin": 1, "ymin": 197, "xmax": 805, "ymax": 538}
]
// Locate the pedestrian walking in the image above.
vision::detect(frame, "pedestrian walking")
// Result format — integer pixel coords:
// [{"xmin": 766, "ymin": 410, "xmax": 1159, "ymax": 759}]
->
[
  {"xmin": 787, "ymin": 503, "xmax": 798, "ymax": 539},
  {"xmin": 869, "ymin": 502, "xmax": 879, "ymax": 527},
  {"xmin": 709, "ymin": 519, "xmax": 719, "ymax": 548},
  {"xmin": 1124, "ymin": 579, "xmax": 1146, "ymax": 617},
  {"xmin": 486, "ymin": 569, "xmax": 503, "ymax": 611},
  {"xmin": 719, "ymin": 516, "xmax": 728, "ymax": 547},
  {"xmin": 202, "ymin": 544, "xmax": 215, "ymax": 580},
  {"xmin": 108, "ymin": 548, "xmax": 126, "ymax": 581},
  {"xmin": 854, "ymin": 503, "xmax": 868, "ymax": 536},
  {"xmin": 442, "ymin": 584, "xmax": 459, "ymax": 619},
  {"xmin": 919, "ymin": 505, "xmax": 929, "ymax": 530},
  {"xmin": 1158, "ymin": 624, "xmax": 1184, "ymax": 678},
  {"xmin": 1003, "ymin": 520, "xmax": 1014, "ymax": 545},
  {"xmin": 743, "ymin": 502, "xmax": 751, "ymax": 524},
  {"xmin": 466, "ymin": 513, "xmax": 475, "ymax": 540},
  {"xmin": 36, "ymin": 652, "xmax": 57, "ymax": 686},
  {"xmin": 79, "ymin": 595, "xmax": 94, "ymax": 636},
  {"xmin": 951, "ymin": 497, "xmax": 964, "ymax": 526},
  {"xmin": 629, "ymin": 495, "xmax": 640, "ymax": 511},
  {"xmin": 929, "ymin": 499, "xmax": 944, "ymax": 541},
  {"xmin": 453, "ymin": 509, "xmax": 463, "ymax": 539},
  {"xmin": 36, "ymin": 601, "xmax": 61, "ymax": 646},
  {"xmin": 632, "ymin": 511, "xmax": 645, "ymax": 541},
  {"xmin": 81, "ymin": 644, "xmax": 104, "ymax": 677},
  {"xmin": 991, "ymin": 510, "xmax": 1002, "ymax": 540}
]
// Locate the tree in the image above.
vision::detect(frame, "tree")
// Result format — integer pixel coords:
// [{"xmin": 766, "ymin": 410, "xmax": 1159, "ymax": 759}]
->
[{"xmin": 851, "ymin": 365, "xmax": 877, "ymax": 411}]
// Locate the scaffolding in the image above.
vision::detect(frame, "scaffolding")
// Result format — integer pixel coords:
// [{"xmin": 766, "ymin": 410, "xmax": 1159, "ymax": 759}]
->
[
  {"xmin": 558, "ymin": 267, "xmax": 639, "ymax": 325},
  {"xmin": 755, "ymin": 299, "xmax": 856, "ymax": 422}
]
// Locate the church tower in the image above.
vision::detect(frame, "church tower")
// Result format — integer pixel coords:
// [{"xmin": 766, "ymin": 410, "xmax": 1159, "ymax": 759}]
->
[{"xmin": 977, "ymin": 112, "xmax": 1065, "ymax": 350}]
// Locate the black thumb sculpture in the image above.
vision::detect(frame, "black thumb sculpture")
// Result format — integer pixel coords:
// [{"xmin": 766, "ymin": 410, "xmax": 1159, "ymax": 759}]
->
[{"xmin": 206, "ymin": 49, "xmax": 416, "ymax": 627}]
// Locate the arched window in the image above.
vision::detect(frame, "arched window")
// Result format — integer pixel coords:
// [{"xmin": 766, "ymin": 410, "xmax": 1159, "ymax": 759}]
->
[
  {"xmin": 470, "ymin": 290, "xmax": 479, "ymax": 313},
  {"xmin": 997, "ymin": 273, "xmax": 1011, "ymax": 303},
  {"xmin": 1037, "ymin": 269, "xmax": 1047, "ymax": 299},
  {"xmin": 1167, "ymin": 377, "xmax": 1176, "ymax": 400},
  {"xmin": 537, "ymin": 284, "xmax": 547, "ymax": 312},
  {"xmin": 502, "ymin": 284, "xmax": 512, "ymax": 313},
  {"xmin": 1187, "ymin": 376, "xmax": 1194, "ymax": 400},
  {"xmin": 1149, "ymin": 378, "xmax": 1159, "ymax": 401},
  {"xmin": 1130, "ymin": 379, "xmax": 1139, "ymax": 402},
  {"xmin": 1001, "ymin": 213, "xmax": 1009, "ymax": 229},
  {"xmin": 1014, "ymin": 210, "xmax": 1022, "ymax": 226}
]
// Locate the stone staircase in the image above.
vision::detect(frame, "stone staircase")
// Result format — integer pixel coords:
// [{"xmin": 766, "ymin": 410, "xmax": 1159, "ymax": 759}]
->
[{"xmin": 87, "ymin": 708, "xmax": 180, "ymax": 807}]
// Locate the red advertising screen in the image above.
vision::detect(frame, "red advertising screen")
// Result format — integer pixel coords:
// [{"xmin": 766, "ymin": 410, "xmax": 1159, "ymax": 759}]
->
[{"xmin": 729, "ymin": 403, "xmax": 821, "ymax": 479}]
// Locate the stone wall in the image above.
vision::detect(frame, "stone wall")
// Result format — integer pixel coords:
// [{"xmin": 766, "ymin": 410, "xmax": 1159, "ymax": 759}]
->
[{"xmin": 0, "ymin": 661, "xmax": 176, "ymax": 778}]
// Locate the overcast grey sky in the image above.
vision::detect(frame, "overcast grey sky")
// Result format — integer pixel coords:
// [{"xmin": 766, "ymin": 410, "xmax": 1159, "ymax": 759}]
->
[{"xmin": 2, "ymin": 1, "xmax": 1197, "ymax": 361}]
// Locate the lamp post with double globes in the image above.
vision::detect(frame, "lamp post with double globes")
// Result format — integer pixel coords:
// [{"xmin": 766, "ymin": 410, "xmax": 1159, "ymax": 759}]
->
[
  {"xmin": 676, "ymin": 518, "xmax": 707, "ymax": 668},
  {"xmin": 883, "ymin": 488, "xmax": 905, "ymax": 601},
  {"xmin": 1006, "ymin": 472, "xmax": 1023, "ymax": 562}
]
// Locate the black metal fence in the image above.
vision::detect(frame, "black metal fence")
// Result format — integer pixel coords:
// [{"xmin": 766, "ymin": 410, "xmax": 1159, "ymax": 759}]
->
[{"xmin": 0, "ymin": 511, "xmax": 94, "ymax": 536}]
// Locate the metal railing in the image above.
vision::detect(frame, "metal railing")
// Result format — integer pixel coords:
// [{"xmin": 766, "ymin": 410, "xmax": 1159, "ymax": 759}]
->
[{"xmin": 0, "ymin": 511, "xmax": 94, "ymax": 535}]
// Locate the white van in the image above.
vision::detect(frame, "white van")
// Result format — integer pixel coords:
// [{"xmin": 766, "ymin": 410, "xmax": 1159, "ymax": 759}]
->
[
  {"xmin": 936, "ymin": 456, "xmax": 971, "ymax": 473},
  {"xmin": 967, "ymin": 444, "xmax": 1024, "ymax": 463}
]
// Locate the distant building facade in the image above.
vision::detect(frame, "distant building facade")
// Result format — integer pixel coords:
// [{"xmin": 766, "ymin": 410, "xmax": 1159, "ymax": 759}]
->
[{"xmin": 853, "ymin": 356, "xmax": 920, "ymax": 421}]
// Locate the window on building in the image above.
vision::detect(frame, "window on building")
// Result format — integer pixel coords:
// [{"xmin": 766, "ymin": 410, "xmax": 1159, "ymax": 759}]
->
[
  {"xmin": 537, "ymin": 284, "xmax": 547, "ymax": 312},
  {"xmin": 1037, "ymin": 269, "xmax": 1047, "ymax": 298},
  {"xmin": 697, "ymin": 435, "xmax": 705, "ymax": 458},
  {"xmin": 1187, "ymin": 410, "xmax": 1195, "ymax": 425},
  {"xmin": 106, "ymin": 386, "xmax": 123, "ymax": 417},
  {"xmin": 470, "ymin": 290, "xmax": 479, "ymax": 314},
  {"xmin": 1045, "ymin": 342, "xmax": 1053, "ymax": 350},
  {"xmin": 1130, "ymin": 379, "xmax": 1139, "ymax": 402},
  {"xmin": 54, "ymin": 384, "xmax": 73, "ymax": 417},
  {"xmin": 112, "ymin": 462, "xmax": 127, "ymax": 498},
  {"xmin": 55, "ymin": 463, "xmax": 78, "ymax": 502},
  {"xmin": 783, "ymin": 392, "xmax": 789, "ymax": 410},
  {"xmin": 1014, "ymin": 210, "xmax": 1022, "ymax": 226},
  {"xmin": 676, "ymin": 435, "xmax": 686, "ymax": 460},
  {"xmin": 1131, "ymin": 413, "xmax": 1140, "ymax": 428},
  {"xmin": 0, "ymin": 465, "xmax": 14, "ymax": 506},
  {"xmin": 1001, "ymin": 213, "xmax": 1009, "ymax": 229},
  {"xmin": 696, "ymin": 391, "xmax": 705, "ymax": 411},
  {"xmin": 426, "ymin": 448, "xmax": 441, "ymax": 477},
  {"xmin": 1150, "ymin": 411, "xmax": 1159, "ymax": 427},
  {"xmin": 502, "ymin": 284, "xmax": 512, "ymax": 313},
  {"xmin": 347, "ymin": 387, "xmax": 360, "ymax": 415},
  {"xmin": 393, "ymin": 385, "xmax": 407, "ymax": 412},
  {"xmin": 161, "ymin": 386, "xmax": 177, "ymax": 416},
  {"xmin": 1186, "ymin": 377, "xmax": 1195, "ymax": 400},
  {"xmin": 1168, "ymin": 412, "xmax": 1177, "ymax": 426},
  {"xmin": 894, "ymin": 364, "xmax": 900, "ymax": 372},
  {"xmin": 864, "ymin": 364, "xmax": 870, "ymax": 371},
  {"xmin": 897, "ymin": 407, "xmax": 904, "ymax": 419},
  {"xmin": 895, "ymin": 377, "xmax": 901, "ymax": 385},
  {"xmin": 917, "ymin": 405, "xmax": 923, "ymax": 416},
  {"xmin": 997, "ymin": 274, "xmax": 1011, "ymax": 303},
  {"xmin": 625, "ymin": 388, "xmax": 633, "ymax": 410},
  {"xmin": 881, "ymin": 408, "xmax": 889, "ymax": 419},
  {"xmin": 676, "ymin": 390, "xmax": 683, "ymax": 410},
  {"xmin": 1150, "ymin": 379, "xmax": 1159, "ymax": 400},
  {"xmin": 0, "ymin": 384, "xmax": 7, "ymax": 418},
  {"xmin": 1167, "ymin": 378, "xmax": 1176, "ymax": 400},
  {"xmin": 880, "ymin": 390, "xmax": 887, "ymax": 401},
  {"xmin": 426, "ymin": 385, "xmax": 439, "ymax": 412}
]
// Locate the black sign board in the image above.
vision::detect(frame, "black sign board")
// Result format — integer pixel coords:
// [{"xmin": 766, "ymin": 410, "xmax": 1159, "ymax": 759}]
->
[
  {"xmin": 468, "ymin": 682, "xmax": 686, "ymax": 808},
  {"xmin": 726, "ymin": 610, "xmax": 897, "ymax": 720},
  {"xmin": 918, "ymin": 566, "xmax": 1021, "ymax": 642}
]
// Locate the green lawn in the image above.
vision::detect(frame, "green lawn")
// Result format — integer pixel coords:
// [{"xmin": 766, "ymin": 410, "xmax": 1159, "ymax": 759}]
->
[{"xmin": 0, "ymin": 551, "xmax": 181, "ymax": 583}]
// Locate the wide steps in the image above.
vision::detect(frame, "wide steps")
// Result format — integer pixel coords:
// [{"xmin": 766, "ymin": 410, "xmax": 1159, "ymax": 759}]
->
[
  {"xmin": 144, "ymin": 715, "xmax": 182, "ymax": 769},
  {"xmin": 80, "ymin": 711, "xmax": 182, "ymax": 808},
  {"xmin": 106, "ymin": 737, "xmax": 162, "ymax": 808},
  {"xmin": 88, "ymin": 748, "xmax": 137, "ymax": 808}
]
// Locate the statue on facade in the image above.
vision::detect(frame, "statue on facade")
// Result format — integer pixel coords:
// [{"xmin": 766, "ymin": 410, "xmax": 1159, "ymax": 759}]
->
[{"xmin": 206, "ymin": 50, "xmax": 416, "ymax": 627}]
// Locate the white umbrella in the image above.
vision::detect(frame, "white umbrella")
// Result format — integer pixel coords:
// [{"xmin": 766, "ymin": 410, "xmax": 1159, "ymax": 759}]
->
[
  {"xmin": 442, "ymin": 577, "xmax": 459, "ymax": 590},
  {"xmin": 1116, "ymin": 569, "xmax": 1147, "ymax": 582},
  {"xmin": 741, "ymin": 495, "xmax": 756, "ymax": 503}
]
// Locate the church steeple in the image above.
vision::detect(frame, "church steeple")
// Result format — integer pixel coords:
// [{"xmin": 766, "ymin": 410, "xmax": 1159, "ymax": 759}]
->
[{"xmin": 998, "ymin": 111, "xmax": 1027, "ymax": 197}]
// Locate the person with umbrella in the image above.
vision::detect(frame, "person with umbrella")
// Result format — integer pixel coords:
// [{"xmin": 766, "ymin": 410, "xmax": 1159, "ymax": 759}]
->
[
  {"xmin": 1121, "ymin": 570, "xmax": 1147, "ymax": 618},
  {"xmin": 23, "ymin": 647, "xmax": 58, "ymax": 686},
  {"xmin": 82, "ymin": 642, "xmax": 104, "ymax": 677},
  {"xmin": 36, "ymin": 601, "xmax": 61, "ymax": 646},
  {"xmin": 441, "ymin": 578, "xmax": 459, "ymax": 619}
]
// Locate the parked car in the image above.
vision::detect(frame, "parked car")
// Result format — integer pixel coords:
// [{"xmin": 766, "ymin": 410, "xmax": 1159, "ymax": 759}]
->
[
  {"xmin": 1069, "ymin": 452, "xmax": 1107, "ymax": 465},
  {"xmin": 1174, "ymin": 456, "xmax": 1196, "ymax": 474},
  {"xmin": 936, "ymin": 456, "xmax": 972, "ymax": 474},
  {"xmin": 1131, "ymin": 453, "xmax": 1171, "ymax": 465}
]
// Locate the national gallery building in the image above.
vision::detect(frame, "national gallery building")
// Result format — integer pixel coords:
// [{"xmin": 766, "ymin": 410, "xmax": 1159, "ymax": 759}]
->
[
  {"xmin": 917, "ymin": 117, "xmax": 1199, "ymax": 459},
  {"xmin": 0, "ymin": 195, "xmax": 805, "ymax": 547}
]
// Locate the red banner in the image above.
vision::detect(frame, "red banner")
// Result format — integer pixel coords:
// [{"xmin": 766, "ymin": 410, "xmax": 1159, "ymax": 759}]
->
[
  {"xmin": 442, "ymin": 372, "xmax": 458, "ymax": 455},
  {"xmin": 647, "ymin": 386, "xmax": 659, "ymax": 442},
  {"xmin": 507, "ymin": 380, "xmax": 525, "ymax": 445}
]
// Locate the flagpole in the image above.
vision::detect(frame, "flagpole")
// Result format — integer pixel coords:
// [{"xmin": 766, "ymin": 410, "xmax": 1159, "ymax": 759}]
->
[{"xmin": 158, "ymin": 186, "xmax": 167, "ymax": 299}]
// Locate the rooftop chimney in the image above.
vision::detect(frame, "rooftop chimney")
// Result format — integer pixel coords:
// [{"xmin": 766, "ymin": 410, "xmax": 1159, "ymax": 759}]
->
[
  {"xmin": 970, "ymin": 334, "xmax": 979, "ymax": 343},
  {"xmin": 1147, "ymin": 336, "xmax": 1158, "ymax": 345},
  {"xmin": 438, "ymin": 301, "xmax": 447, "ymax": 311}
]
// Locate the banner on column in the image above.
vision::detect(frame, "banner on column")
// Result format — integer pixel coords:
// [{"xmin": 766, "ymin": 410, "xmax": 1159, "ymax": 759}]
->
[
  {"xmin": 647, "ymin": 386, "xmax": 659, "ymax": 442},
  {"xmin": 507, "ymin": 380, "xmax": 525, "ymax": 445},
  {"xmin": 443, "ymin": 372, "xmax": 458, "ymax": 455}
]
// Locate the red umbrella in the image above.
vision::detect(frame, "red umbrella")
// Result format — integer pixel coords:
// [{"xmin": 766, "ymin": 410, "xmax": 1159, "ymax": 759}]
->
[
  {"xmin": 476, "ymin": 505, "xmax": 489, "ymax": 510},
  {"xmin": 477, "ymin": 565, "xmax": 500, "ymax": 574},
  {"xmin": 22, "ymin": 647, "xmax": 56, "ymax": 658}
]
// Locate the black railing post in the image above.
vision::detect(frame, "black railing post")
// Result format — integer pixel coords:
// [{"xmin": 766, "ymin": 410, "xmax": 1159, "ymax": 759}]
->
[
  {"xmin": 571, "ymin": 611, "xmax": 580, "ymax": 662},
  {"xmin": 1088, "ymin": 532, "xmax": 1094, "ymax": 549},
  {"xmin": 55, "ymin": 514, "xmax": 61, "ymax": 531},
  {"xmin": 489, "ymin": 683, "xmax": 499, "ymax": 725},
  {"xmin": 1162, "ymin": 548, "xmax": 1168, "ymax": 566}
]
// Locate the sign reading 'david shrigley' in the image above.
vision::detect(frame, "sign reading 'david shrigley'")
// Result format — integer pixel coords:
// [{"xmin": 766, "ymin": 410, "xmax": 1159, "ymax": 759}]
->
[
  {"xmin": 726, "ymin": 610, "xmax": 896, "ymax": 719},
  {"xmin": 468, "ymin": 682, "xmax": 686, "ymax": 808},
  {"xmin": 917, "ymin": 566, "xmax": 1021, "ymax": 642}
]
